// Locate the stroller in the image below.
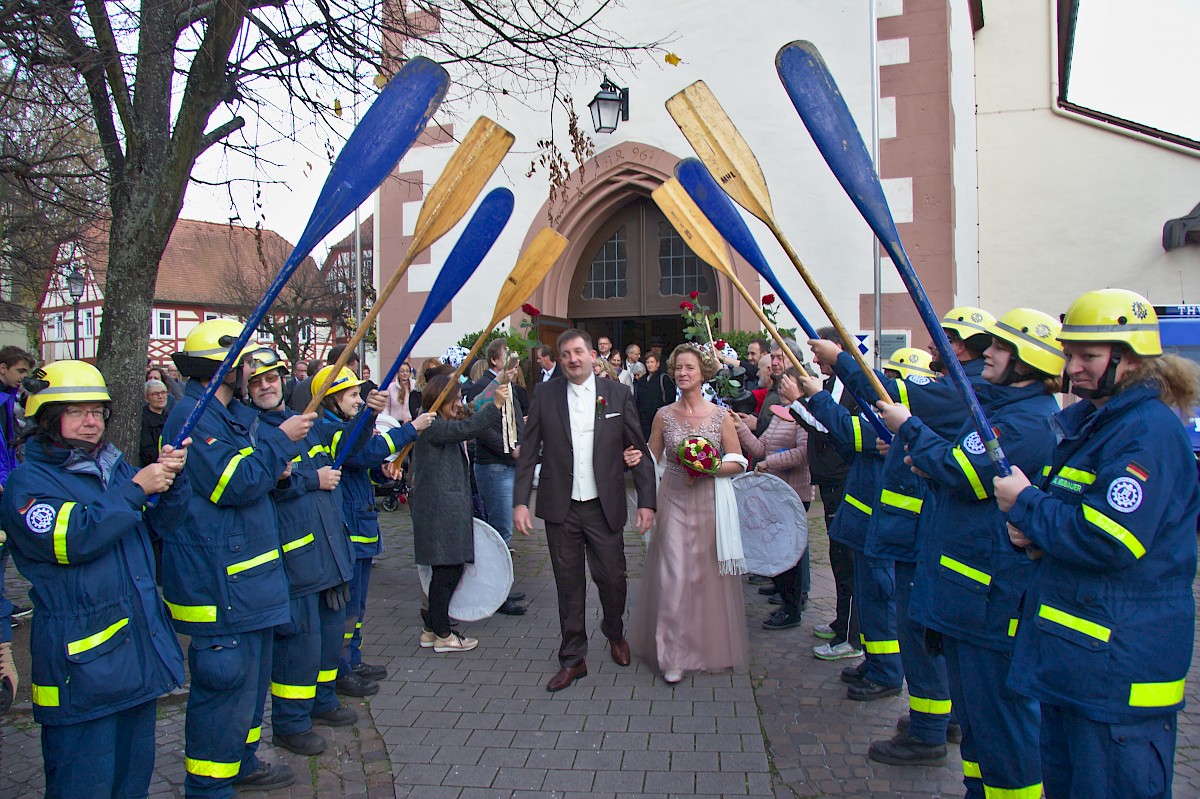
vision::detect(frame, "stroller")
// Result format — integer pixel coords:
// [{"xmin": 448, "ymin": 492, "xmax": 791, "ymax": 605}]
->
[{"xmin": 371, "ymin": 413, "xmax": 409, "ymax": 512}]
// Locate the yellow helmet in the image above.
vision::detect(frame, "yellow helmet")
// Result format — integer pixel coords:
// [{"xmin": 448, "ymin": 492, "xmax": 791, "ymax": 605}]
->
[
  {"xmin": 989, "ymin": 308, "xmax": 1065, "ymax": 376},
  {"xmin": 311, "ymin": 365, "xmax": 363, "ymax": 398},
  {"xmin": 173, "ymin": 318, "xmax": 258, "ymax": 378},
  {"xmin": 1058, "ymin": 289, "xmax": 1161, "ymax": 356},
  {"xmin": 941, "ymin": 306, "xmax": 996, "ymax": 340},
  {"xmin": 248, "ymin": 348, "xmax": 287, "ymax": 379},
  {"xmin": 24, "ymin": 360, "xmax": 110, "ymax": 418},
  {"xmin": 885, "ymin": 347, "xmax": 936, "ymax": 380}
]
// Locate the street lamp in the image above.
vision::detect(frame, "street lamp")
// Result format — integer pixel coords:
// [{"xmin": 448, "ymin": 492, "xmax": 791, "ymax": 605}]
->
[
  {"xmin": 66, "ymin": 266, "xmax": 85, "ymax": 359},
  {"xmin": 588, "ymin": 77, "xmax": 629, "ymax": 134}
]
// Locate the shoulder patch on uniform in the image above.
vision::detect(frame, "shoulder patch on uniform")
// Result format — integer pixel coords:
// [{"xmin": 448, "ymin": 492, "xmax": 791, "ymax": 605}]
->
[
  {"xmin": 962, "ymin": 431, "xmax": 986, "ymax": 456},
  {"xmin": 1107, "ymin": 477, "xmax": 1142, "ymax": 514},
  {"xmin": 24, "ymin": 503, "xmax": 56, "ymax": 535},
  {"xmin": 205, "ymin": 437, "xmax": 217, "ymax": 445},
  {"xmin": 16, "ymin": 497, "xmax": 35, "ymax": 515},
  {"xmin": 907, "ymin": 375, "xmax": 930, "ymax": 386},
  {"xmin": 1125, "ymin": 461, "xmax": 1149, "ymax": 482}
]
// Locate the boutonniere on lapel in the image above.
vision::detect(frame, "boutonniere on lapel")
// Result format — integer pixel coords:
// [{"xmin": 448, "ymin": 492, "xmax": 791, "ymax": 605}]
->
[{"xmin": 595, "ymin": 396, "xmax": 608, "ymax": 418}]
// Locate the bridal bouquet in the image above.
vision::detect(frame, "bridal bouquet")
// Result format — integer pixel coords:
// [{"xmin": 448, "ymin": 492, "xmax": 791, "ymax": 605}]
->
[{"xmin": 677, "ymin": 435, "xmax": 722, "ymax": 478}]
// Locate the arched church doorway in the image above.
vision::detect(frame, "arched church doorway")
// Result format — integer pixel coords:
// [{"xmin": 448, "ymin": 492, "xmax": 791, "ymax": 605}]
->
[{"xmin": 568, "ymin": 197, "xmax": 717, "ymax": 359}]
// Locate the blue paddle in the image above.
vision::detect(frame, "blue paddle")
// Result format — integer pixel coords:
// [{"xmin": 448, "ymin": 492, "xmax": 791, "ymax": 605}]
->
[
  {"xmin": 331, "ymin": 187, "xmax": 515, "ymax": 467},
  {"xmin": 776, "ymin": 40, "xmax": 1009, "ymax": 474}
]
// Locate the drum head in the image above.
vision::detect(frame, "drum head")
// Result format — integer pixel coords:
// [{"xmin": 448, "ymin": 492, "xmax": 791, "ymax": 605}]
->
[
  {"xmin": 731, "ymin": 472, "xmax": 808, "ymax": 577},
  {"xmin": 417, "ymin": 519, "xmax": 514, "ymax": 622}
]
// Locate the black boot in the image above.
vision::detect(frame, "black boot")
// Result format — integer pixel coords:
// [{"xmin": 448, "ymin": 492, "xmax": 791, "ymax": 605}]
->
[
  {"xmin": 896, "ymin": 712, "xmax": 962, "ymax": 745},
  {"xmin": 868, "ymin": 731, "xmax": 948, "ymax": 767},
  {"xmin": 847, "ymin": 677, "xmax": 902, "ymax": 701},
  {"xmin": 762, "ymin": 608, "xmax": 802, "ymax": 630}
]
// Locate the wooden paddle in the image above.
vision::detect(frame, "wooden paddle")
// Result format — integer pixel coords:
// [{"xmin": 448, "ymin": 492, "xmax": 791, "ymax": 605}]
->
[
  {"xmin": 666, "ymin": 80, "xmax": 891, "ymax": 404},
  {"xmin": 651, "ymin": 179, "xmax": 814, "ymax": 379},
  {"xmin": 307, "ymin": 116, "xmax": 515, "ymax": 412},
  {"xmin": 396, "ymin": 226, "xmax": 569, "ymax": 460}
]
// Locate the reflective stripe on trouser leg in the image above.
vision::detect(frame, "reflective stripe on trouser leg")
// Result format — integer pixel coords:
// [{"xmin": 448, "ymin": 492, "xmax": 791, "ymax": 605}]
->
[
  {"xmin": 340, "ymin": 557, "xmax": 373, "ymax": 674},
  {"xmin": 943, "ymin": 635, "xmax": 1041, "ymax": 799},
  {"xmin": 853, "ymin": 553, "xmax": 903, "ymax": 687},
  {"xmin": 315, "ymin": 599, "xmax": 348, "ymax": 714},
  {"xmin": 184, "ymin": 628, "xmax": 271, "ymax": 797},
  {"xmin": 270, "ymin": 593, "xmax": 321, "ymax": 736},
  {"xmin": 895, "ymin": 560, "xmax": 952, "ymax": 744}
]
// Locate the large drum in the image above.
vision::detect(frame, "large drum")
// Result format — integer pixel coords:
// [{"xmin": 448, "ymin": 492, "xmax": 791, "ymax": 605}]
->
[
  {"xmin": 417, "ymin": 518, "xmax": 514, "ymax": 621},
  {"xmin": 731, "ymin": 471, "xmax": 808, "ymax": 577}
]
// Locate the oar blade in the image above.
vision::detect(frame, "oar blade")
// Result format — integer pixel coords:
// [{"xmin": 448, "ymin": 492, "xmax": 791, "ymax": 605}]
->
[
  {"xmin": 651, "ymin": 179, "xmax": 734, "ymax": 278},
  {"xmin": 296, "ymin": 57, "xmax": 450, "ymax": 258},
  {"xmin": 493, "ymin": 227, "xmax": 567, "ymax": 320},
  {"xmin": 666, "ymin": 80, "xmax": 775, "ymax": 226},
  {"xmin": 408, "ymin": 116, "xmax": 515, "ymax": 260}
]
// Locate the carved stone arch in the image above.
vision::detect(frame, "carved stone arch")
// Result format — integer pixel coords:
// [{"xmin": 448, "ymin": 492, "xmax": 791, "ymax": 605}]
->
[{"xmin": 514, "ymin": 142, "xmax": 760, "ymax": 345}]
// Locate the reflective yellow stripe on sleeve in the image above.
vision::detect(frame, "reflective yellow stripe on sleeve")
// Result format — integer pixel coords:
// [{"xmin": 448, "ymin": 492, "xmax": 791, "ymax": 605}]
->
[
  {"xmin": 66, "ymin": 617, "xmax": 129, "ymax": 656},
  {"xmin": 880, "ymin": 489, "xmax": 923, "ymax": 514},
  {"xmin": 53, "ymin": 502, "xmax": 76, "ymax": 565},
  {"xmin": 1057, "ymin": 467, "xmax": 1096, "ymax": 485},
  {"xmin": 981, "ymin": 783, "xmax": 1043, "ymax": 798},
  {"xmin": 210, "ymin": 447, "xmax": 254, "ymax": 503},
  {"xmin": 939, "ymin": 554, "xmax": 992, "ymax": 587},
  {"xmin": 246, "ymin": 726, "xmax": 261, "ymax": 744},
  {"xmin": 851, "ymin": 417, "xmax": 863, "ymax": 452},
  {"xmin": 1081, "ymin": 504, "xmax": 1146, "ymax": 559},
  {"xmin": 164, "ymin": 601, "xmax": 217, "ymax": 623},
  {"xmin": 317, "ymin": 668, "xmax": 338, "ymax": 683},
  {"xmin": 909, "ymin": 695, "xmax": 952, "ymax": 715},
  {"xmin": 331, "ymin": 431, "xmax": 343, "ymax": 459},
  {"xmin": 384, "ymin": 432, "xmax": 397, "ymax": 456},
  {"xmin": 895, "ymin": 380, "xmax": 910, "ymax": 409},
  {"xmin": 962, "ymin": 760, "xmax": 981, "ymax": 779},
  {"xmin": 271, "ymin": 682, "xmax": 317, "ymax": 700},
  {"xmin": 1038, "ymin": 604, "xmax": 1111, "ymax": 642},
  {"xmin": 31, "ymin": 684, "xmax": 60, "ymax": 707},
  {"xmin": 282, "ymin": 534, "xmax": 315, "ymax": 554},
  {"xmin": 308, "ymin": 443, "xmax": 327, "ymax": 459},
  {"xmin": 951, "ymin": 447, "xmax": 988, "ymax": 500},
  {"xmin": 186, "ymin": 759, "xmax": 241, "ymax": 779},
  {"xmin": 843, "ymin": 494, "xmax": 873, "ymax": 516},
  {"xmin": 350, "ymin": 534, "xmax": 380, "ymax": 544},
  {"xmin": 1129, "ymin": 679, "xmax": 1186, "ymax": 708},
  {"xmin": 859, "ymin": 634, "xmax": 900, "ymax": 654},
  {"xmin": 226, "ymin": 548, "xmax": 280, "ymax": 576},
  {"xmin": 1008, "ymin": 618, "xmax": 1019, "ymax": 637}
]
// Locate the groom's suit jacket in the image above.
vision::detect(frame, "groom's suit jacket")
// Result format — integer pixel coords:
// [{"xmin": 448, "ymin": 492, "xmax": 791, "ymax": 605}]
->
[{"xmin": 514, "ymin": 376, "xmax": 655, "ymax": 532}]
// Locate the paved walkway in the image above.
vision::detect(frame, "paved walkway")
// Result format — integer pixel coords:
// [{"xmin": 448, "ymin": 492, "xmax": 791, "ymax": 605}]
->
[{"xmin": 2, "ymin": 500, "xmax": 1199, "ymax": 798}]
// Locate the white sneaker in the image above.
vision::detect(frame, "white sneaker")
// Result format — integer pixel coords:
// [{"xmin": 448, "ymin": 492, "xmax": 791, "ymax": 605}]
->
[
  {"xmin": 663, "ymin": 670, "xmax": 683, "ymax": 684},
  {"xmin": 813, "ymin": 641, "xmax": 863, "ymax": 661},
  {"xmin": 813, "ymin": 623, "xmax": 836, "ymax": 640},
  {"xmin": 420, "ymin": 628, "xmax": 436, "ymax": 648},
  {"xmin": 433, "ymin": 631, "xmax": 478, "ymax": 653}
]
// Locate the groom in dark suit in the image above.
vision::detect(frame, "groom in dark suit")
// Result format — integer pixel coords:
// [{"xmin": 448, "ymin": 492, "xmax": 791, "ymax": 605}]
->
[{"xmin": 514, "ymin": 329, "xmax": 656, "ymax": 691}]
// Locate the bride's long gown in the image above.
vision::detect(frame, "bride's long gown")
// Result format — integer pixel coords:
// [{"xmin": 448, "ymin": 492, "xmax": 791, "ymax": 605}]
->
[{"xmin": 629, "ymin": 407, "xmax": 749, "ymax": 676}]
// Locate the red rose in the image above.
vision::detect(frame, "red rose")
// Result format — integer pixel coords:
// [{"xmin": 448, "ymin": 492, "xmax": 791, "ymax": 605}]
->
[
  {"xmin": 680, "ymin": 301, "xmax": 694, "ymax": 311},
  {"xmin": 762, "ymin": 293, "xmax": 776, "ymax": 305},
  {"xmin": 715, "ymin": 339, "xmax": 727, "ymax": 350},
  {"xmin": 689, "ymin": 290, "xmax": 699, "ymax": 299},
  {"xmin": 521, "ymin": 303, "xmax": 540, "ymax": 318}
]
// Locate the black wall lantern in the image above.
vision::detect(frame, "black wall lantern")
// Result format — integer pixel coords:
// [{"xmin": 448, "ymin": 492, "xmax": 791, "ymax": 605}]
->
[{"xmin": 588, "ymin": 77, "xmax": 629, "ymax": 134}]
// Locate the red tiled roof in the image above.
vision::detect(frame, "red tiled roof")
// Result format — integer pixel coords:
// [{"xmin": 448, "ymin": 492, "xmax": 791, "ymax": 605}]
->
[{"xmin": 76, "ymin": 219, "xmax": 320, "ymax": 306}]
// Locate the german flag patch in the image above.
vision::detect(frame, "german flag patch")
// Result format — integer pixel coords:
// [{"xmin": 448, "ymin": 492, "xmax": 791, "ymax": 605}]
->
[
  {"xmin": 1125, "ymin": 462, "xmax": 1149, "ymax": 482},
  {"xmin": 205, "ymin": 437, "xmax": 217, "ymax": 445}
]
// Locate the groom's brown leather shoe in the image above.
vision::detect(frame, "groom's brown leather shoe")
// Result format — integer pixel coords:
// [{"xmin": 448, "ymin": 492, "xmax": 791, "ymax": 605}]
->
[
  {"xmin": 546, "ymin": 663, "xmax": 587, "ymax": 692},
  {"xmin": 609, "ymin": 638, "xmax": 631, "ymax": 667}
]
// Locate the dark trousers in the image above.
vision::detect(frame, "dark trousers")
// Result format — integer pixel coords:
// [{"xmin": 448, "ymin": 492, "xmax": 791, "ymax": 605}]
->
[
  {"xmin": 895, "ymin": 559, "xmax": 952, "ymax": 744},
  {"xmin": 943, "ymin": 635, "xmax": 1041, "ymax": 799},
  {"xmin": 545, "ymin": 498, "xmax": 627, "ymax": 667},
  {"xmin": 1041, "ymin": 703, "xmax": 1175, "ymax": 799},
  {"xmin": 340, "ymin": 557, "xmax": 373, "ymax": 674},
  {"xmin": 428, "ymin": 564, "xmax": 466, "ymax": 637},
  {"xmin": 315, "ymin": 599, "xmax": 346, "ymax": 715},
  {"xmin": 42, "ymin": 699, "xmax": 157, "ymax": 799},
  {"xmin": 271, "ymin": 593, "xmax": 321, "ymax": 736},
  {"xmin": 184, "ymin": 627, "xmax": 272, "ymax": 797},
  {"xmin": 820, "ymin": 484, "xmax": 858, "ymax": 646},
  {"xmin": 854, "ymin": 553, "xmax": 903, "ymax": 687},
  {"xmin": 771, "ymin": 501, "xmax": 812, "ymax": 612}
]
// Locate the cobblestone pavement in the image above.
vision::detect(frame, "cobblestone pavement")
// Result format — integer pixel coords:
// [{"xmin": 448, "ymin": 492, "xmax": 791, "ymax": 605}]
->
[{"xmin": 3, "ymin": 498, "xmax": 1200, "ymax": 798}]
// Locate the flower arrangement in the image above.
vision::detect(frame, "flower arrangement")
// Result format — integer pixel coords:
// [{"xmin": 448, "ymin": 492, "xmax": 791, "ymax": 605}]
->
[
  {"xmin": 596, "ymin": 396, "xmax": 607, "ymax": 417},
  {"xmin": 677, "ymin": 434, "xmax": 722, "ymax": 478},
  {"xmin": 760, "ymin": 293, "xmax": 797, "ymax": 339},
  {"xmin": 677, "ymin": 293, "xmax": 750, "ymax": 407}
]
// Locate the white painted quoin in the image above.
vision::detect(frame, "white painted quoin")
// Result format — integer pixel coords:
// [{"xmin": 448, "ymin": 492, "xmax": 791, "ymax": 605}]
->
[{"xmin": 374, "ymin": 0, "xmax": 977, "ymax": 367}]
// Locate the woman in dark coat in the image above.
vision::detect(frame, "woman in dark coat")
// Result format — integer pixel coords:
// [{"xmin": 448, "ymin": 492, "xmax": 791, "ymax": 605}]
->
[
  {"xmin": 410, "ymin": 368, "xmax": 508, "ymax": 653},
  {"xmin": 634, "ymin": 352, "xmax": 675, "ymax": 441}
]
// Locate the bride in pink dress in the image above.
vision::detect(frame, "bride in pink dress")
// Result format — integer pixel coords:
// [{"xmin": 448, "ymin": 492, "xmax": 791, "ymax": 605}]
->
[{"xmin": 630, "ymin": 344, "xmax": 749, "ymax": 683}]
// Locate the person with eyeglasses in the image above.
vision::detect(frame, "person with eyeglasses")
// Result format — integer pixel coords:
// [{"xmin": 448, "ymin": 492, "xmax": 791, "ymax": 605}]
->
[
  {"xmin": 139, "ymin": 379, "xmax": 172, "ymax": 467},
  {"xmin": 0, "ymin": 360, "xmax": 191, "ymax": 797}
]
